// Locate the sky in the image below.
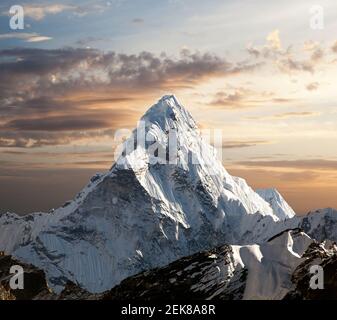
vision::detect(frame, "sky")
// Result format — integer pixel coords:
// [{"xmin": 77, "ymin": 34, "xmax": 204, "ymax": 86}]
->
[{"xmin": 0, "ymin": 0, "xmax": 336, "ymax": 215}]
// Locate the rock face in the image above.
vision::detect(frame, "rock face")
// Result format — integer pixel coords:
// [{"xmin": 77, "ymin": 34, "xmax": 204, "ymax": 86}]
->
[
  {"xmin": 0, "ymin": 95, "xmax": 292, "ymax": 293},
  {"xmin": 284, "ymin": 240, "xmax": 337, "ymax": 300},
  {"xmin": 0, "ymin": 253, "xmax": 52, "ymax": 300}
]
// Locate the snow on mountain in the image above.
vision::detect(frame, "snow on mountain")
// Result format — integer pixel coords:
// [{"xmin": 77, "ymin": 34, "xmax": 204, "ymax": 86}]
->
[
  {"xmin": 256, "ymin": 188, "xmax": 296, "ymax": 221},
  {"xmin": 104, "ymin": 230, "xmax": 331, "ymax": 300},
  {"xmin": 0, "ymin": 95, "xmax": 306, "ymax": 294},
  {"xmin": 299, "ymin": 208, "xmax": 337, "ymax": 242},
  {"xmin": 0, "ymin": 229, "xmax": 337, "ymax": 301},
  {"xmin": 237, "ymin": 229, "xmax": 312, "ymax": 299},
  {"xmin": 258, "ymin": 208, "xmax": 337, "ymax": 244},
  {"xmin": 2, "ymin": 229, "xmax": 336, "ymax": 300}
]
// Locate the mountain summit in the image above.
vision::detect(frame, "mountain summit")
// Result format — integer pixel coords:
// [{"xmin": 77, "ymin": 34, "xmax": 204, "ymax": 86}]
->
[
  {"xmin": 256, "ymin": 188, "xmax": 295, "ymax": 220},
  {"xmin": 0, "ymin": 95, "xmax": 297, "ymax": 293}
]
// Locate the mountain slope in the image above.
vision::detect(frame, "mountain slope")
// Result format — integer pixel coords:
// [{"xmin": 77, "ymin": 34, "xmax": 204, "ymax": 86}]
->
[
  {"xmin": 256, "ymin": 188, "xmax": 296, "ymax": 220},
  {"xmin": 262, "ymin": 208, "xmax": 337, "ymax": 244},
  {"xmin": 300, "ymin": 208, "xmax": 337, "ymax": 242},
  {"xmin": 2, "ymin": 230, "xmax": 336, "ymax": 300},
  {"xmin": 104, "ymin": 230, "xmax": 336, "ymax": 300},
  {"xmin": 0, "ymin": 95, "xmax": 301, "ymax": 293}
]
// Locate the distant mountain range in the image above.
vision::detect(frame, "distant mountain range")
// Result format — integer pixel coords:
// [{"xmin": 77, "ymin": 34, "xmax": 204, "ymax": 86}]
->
[{"xmin": 0, "ymin": 95, "xmax": 336, "ymax": 299}]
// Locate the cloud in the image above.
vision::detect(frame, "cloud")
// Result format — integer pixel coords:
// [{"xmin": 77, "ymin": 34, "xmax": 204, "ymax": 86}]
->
[
  {"xmin": 2, "ymin": 3, "xmax": 109, "ymax": 21},
  {"xmin": 75, "ymin": 37, "xmax": 105, "ymax": 47},
  {"xmin": 222, "ymin": 140, "xmax": 271, "ymax": 149},
  {"xmin": 247, "ymin": 29, "xmax": 284, "ymax": 59},
  {"xmin": 210, "ymin": 89, "xmax": 247, "ymax": 108},
  {"xmin": 21, "ymin": 4, "xmax": 77, "ymax": 21},
  {"xmin": 246, "ymin": 46, "xmax": 261, "ymax": 58},
  {"xmin": 306, "ymin": 82, "xmax": 319, "ymax": 91},
  {"xmin": 247, "ymin": 31, "xmax": 325, "ymax": 75},
  {"xmin": 69, "ymin": 160, "xmax": 112, "ymax": 168},
  {"xmin": 0, "ymin": 47, "xmax": 246, "ymax": 93},
  {"xmin": 236, "ymin": 159, "xmax": 337, "ymax": 171},
  {"xmin": 5, "ymin": 117, "xmax": 112, "ymax": 132},
  {"xmin": 310, "ymin": 47, "xmax": 324, "ymax": 62},
  {"xmin": 0, "ymin": 128, "xmax": 116, "ymax": 148},
  {"xmin": 27, "ymin": 36, "xmax": 53, "ymax": 43},
  {"xmin": 275, "ymin": 170, "xmax": 320, "ymax": 182},
  {"xmin": 303, "ymin": 41, "xmax": 324, "ymax": 62},
  {"xmin": 246, "ymin": 111, "xmax": 320, "ymax": 121},
  {"xmin": 266, "ymin": 29, "xmax": 281, "ymax": 50},
  {"xmin": 331, "ymin": 41, "xmax": 337, "ymax": 53},
  {"xmin": 0, "ymin": 33, "xmax": 52, "ymax": 42},
  {"xmin": 0, "ymin": 93, "xmax": 137, "ymax": 148},
  {"xmin": 271, "ymin": 98, "xmax": 293, "ymax": 103},
  {"xmin": 1, "ymin": 47, "xmax": 262, "ymax": 147},
  {"xmin": 132, "ymin": 18, "xmax": 144, "ymax": 24},
  {"xmin": 277, "ymin": 57, "xmax": 314, "ymax": 73},
  {"xmin": 228, "ymin": 167, "xmax": 321, "ymax": 183},
  {"xmin": 277, "ymin": 42, "xmax": 324, "ymax": 74},
  {"xmin": 271, "ymin": 111, "xmax": 320, "ymax": 119},
  {"xmin": 209, "ymin": 88, "xmax": 292, "ymax": 109},
  {"xmin": 2, "ymin": 102, "xmax": 135, "ymax": 131},
  {"xmin": 0, "ymin": 47, "xmax": 261, "ymax": 110}
]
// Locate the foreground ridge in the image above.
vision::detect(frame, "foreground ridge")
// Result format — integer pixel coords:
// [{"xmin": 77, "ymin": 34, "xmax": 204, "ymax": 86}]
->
[{"xmin": 2, "ymin": 230, "xmax": 336, "ymax": 300}]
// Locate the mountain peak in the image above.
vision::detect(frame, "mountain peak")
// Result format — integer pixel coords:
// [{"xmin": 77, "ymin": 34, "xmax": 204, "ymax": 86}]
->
[
  {"xmin": 148, "ymin": 94, "xmax": 181, "ymax": 113},
  {"xmin": 256, "ymin": 188, "xmax": 296, "ymax": 220},
  {"xmin": 141, "ymin": 94, "xmax": 197, "ymax": 130},
  {"xmin": 0, "ymin": 95, "xmax": 300, "ymax": 293}
]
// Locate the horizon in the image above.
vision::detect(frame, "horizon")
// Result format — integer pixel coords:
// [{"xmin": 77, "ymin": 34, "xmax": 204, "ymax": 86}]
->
[{"xmin": 0, "ymin": 0, "xmax": 337, "ymax": 215}]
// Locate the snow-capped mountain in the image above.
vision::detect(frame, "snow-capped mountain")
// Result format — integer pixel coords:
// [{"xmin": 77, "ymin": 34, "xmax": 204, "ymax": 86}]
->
[
  {"xmin": 99, "ymin": 230, "xmax": 337, "ymax": 300},
  {"xmin": 0, "ymin": 95, "xmax": 297, "ymax": 293},
  {"xmin": 2, "ymin": 230, "xmax": 337, "ymax": 300},
  {"xmin": 262, "ymin": 208, "xmax": 337, "ymax": 244},
  {"xmin": 299, "ymin": 208, "xmax": 337, "ymax": 243},
  {"xmin": 256, "ymin": 188, "xmax": 296, "ymax": 221}
]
